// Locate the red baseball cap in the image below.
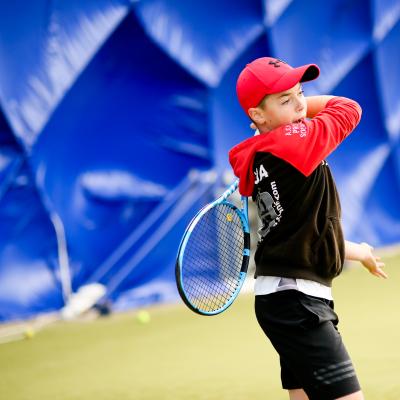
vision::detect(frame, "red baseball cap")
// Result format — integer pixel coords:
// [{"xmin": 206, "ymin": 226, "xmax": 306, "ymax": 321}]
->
[{"xmin": 236, "ymin": 57, "xmax": 320, "ymax": 115}]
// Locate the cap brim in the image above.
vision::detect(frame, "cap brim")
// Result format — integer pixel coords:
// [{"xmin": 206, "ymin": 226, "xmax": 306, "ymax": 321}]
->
[
  {"xmin": 299, "ymin": 64, "xmax": 320, "ymax": 83},
  {"xmin": 270, "ymin": 64, "xmax": 320, "ymax": 93}
]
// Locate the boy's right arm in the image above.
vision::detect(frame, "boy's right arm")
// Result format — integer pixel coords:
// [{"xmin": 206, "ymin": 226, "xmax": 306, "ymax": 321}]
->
[{"xmin": 272, "ymin": 96, "xmax": 362, "ymax": 177}]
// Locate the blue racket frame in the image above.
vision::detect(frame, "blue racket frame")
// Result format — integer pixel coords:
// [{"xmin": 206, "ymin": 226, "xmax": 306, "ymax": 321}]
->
[{"xmin": 175, "ymin": 180, "xmax": 250, "ymax": 315}]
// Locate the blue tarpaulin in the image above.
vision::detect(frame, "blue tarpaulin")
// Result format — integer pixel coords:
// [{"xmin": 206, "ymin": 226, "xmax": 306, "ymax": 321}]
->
[{"xmin": 0, "ymin": 0, "xmax": 399, "ymax": 321}]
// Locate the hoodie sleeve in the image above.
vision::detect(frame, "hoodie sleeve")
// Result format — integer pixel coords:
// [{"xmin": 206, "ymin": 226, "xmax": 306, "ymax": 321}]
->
[{"xmin": 270, "ymin": 97, "xmax": 362, "ymax": 176}]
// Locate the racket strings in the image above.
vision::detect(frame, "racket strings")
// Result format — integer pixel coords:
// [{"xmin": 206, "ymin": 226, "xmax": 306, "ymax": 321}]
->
[{"xmin": 181, "ymin": 203, "xmax": 245, "ymax": 312}]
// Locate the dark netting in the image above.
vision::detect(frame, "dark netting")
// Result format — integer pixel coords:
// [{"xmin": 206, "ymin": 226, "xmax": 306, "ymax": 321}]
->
[{"xmin": 181, "ymin": 203, "xmax": 245, "ymax": 312}]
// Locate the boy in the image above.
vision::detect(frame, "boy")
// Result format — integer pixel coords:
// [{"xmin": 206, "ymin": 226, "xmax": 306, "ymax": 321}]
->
[{"xmin": 229, "ymin": 57, "xmax": 387, "ymax": 400}]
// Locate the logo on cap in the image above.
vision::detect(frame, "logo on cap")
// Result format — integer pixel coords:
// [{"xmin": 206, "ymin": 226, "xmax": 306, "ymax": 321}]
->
[{"xmin": 268, "ymin": 59, "xmax": 287, "ymax": 68}]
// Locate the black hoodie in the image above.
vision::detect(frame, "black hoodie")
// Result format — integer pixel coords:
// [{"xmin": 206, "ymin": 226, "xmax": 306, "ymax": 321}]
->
[{"xmin": 229, "ymin": 97, "xmax": 362, "ymax": 286}]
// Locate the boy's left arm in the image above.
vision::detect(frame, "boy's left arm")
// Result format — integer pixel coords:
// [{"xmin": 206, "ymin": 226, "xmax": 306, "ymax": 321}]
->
[{"xmin": 345, "ymin": 240, "xmax": 388, "ymax": 278}]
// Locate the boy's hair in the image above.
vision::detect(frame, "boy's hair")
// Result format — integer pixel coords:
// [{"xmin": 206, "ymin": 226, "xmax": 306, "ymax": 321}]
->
[
  {"xmin": 236, "ymin": 57, "xmax": 319, "ymax": 116},
  {"xmin": 257, "ymin": 94, "xmax": 269, "ymax": 110}
]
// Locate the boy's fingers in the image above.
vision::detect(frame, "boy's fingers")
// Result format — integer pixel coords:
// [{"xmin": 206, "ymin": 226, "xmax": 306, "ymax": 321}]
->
[{"xmin": 375, "ymin": 268, "xmax": 388, "ymax": 279}]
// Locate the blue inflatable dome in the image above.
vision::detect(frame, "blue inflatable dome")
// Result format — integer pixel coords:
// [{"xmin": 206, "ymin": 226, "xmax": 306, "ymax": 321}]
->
[{"xmin": 0, "ymin": 0, "xmax": 399, "ymax": 321}]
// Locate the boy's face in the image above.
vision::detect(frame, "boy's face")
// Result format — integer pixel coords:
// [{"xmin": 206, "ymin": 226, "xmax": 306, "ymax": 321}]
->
[{"xmin": 249, "ymin": 83, "xmax": 307, "ymax": 132}]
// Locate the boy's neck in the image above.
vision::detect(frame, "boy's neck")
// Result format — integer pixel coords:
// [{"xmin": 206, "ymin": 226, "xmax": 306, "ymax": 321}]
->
[{"xmin": 255, "ymin": 122, "xmax": 273, "ymax": 134}]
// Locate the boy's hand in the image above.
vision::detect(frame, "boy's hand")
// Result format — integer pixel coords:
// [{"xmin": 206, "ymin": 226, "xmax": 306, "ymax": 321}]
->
[{"xmin": 359, "ymin": 242, "xmax": 388, "ymax": 279}]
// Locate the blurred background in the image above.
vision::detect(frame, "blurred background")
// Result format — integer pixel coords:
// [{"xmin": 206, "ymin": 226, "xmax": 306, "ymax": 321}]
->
[{"xmin": 0, "ymin": 0, "xmax": 400, "ymax": 323}]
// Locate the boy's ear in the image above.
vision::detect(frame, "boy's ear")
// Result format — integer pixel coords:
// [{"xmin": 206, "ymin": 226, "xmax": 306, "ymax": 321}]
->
[{"xmin": 248, "ymin": 107, "xmax": 265, "ymax": 124}]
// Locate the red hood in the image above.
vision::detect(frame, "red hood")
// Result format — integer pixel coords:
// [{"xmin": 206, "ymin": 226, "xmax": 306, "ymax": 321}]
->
[{"xmin": 229, "ymin": 133, "xmax": 280, "ymax": 196}]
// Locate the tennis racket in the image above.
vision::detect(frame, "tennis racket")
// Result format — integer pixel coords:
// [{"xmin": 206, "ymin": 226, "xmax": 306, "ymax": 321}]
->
[{"xmin": 175, "ymin": 180, "xmax": 250, "ymax": 315}]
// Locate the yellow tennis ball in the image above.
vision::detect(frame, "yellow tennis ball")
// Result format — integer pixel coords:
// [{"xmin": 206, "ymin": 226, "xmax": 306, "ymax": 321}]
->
[
  {"xmin": 136, "ymin": 310, "xmax": 151, "ymax": 324},
  {"xmin": 24, "ymin": 327, "xmax": 35, "ymax": 339}
]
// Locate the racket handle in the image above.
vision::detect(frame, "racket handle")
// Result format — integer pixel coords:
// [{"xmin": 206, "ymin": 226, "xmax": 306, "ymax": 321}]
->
[{"xmin": 241, "ymin": 195, "xmax": 249, "ymax": 222}]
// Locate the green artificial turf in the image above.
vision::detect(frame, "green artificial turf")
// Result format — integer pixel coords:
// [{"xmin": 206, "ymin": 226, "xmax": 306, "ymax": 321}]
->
[{"xmin": 1, "ymin": 252, "xmax": 399, "ymax": 400}]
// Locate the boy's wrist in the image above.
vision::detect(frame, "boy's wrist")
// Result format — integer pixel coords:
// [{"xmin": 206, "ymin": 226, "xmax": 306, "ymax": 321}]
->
[
  {"xmin": 345, "ymin": 240, "xmax": 369, "ymax": 262},
  {"xmin": 306, "ymin": 96, "xmax": 335, "ymax": 118}
]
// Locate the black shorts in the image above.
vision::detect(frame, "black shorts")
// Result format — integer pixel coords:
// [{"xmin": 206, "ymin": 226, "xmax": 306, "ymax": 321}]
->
[{"xmin": 255, "ymin": 290, "xmax": 361, "ymax": 400}]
